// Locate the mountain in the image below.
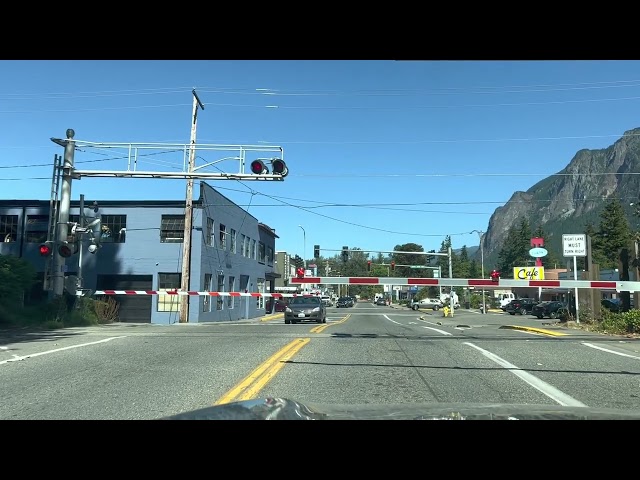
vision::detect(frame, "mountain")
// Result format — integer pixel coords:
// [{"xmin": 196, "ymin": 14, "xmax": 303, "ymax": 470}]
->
[{"xmin": 481, "ymin": 127, "xmax": 640, "ymax": 267}]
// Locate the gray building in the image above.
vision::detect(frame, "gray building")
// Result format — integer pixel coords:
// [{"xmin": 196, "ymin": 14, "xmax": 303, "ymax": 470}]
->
[{"xmin": 0, "ymin": 182, "xmax": 280, "ymax": 324}]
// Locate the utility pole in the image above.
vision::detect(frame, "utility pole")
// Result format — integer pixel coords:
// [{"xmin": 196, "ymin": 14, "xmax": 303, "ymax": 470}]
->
[
  {"xmin": 77, "ymin": 194, "xmax": 85, "ymax": 301},
  {"xmin": 51, "ymin": 129, "xmax": 76, "ymax": 297},
  {"xmin": 179, "ymin": 90, "xmax": 205, "ymax": 323},
  {"xmin": 472, "ymin": 230, "xmax": 486, "ymax": 314}
]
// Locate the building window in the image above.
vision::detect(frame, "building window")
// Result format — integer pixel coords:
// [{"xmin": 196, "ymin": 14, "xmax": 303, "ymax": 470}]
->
[
  {"xmin": 240, "ymin": 234, "xmax": 246, "ymax": 257},
  {"xmin": 0, "ymin": 215, "xmax": 18, "ymax": 243},
  {"xmin": 203, "ymin": 273, "xmax": 212, "ymax": 312},
  {"xmin": 217, "ymin": 274, "xmax": 225, "ymax": 310},
  {"xmin": 244, "ymin": 237, "xmax": 251, "ymax": 257},
  {"xmin": 227, "ymin": 276, "xmax": 235, "ymax": 309},
  {"xmin": 230, "ymin": 229, "xmax": 236, "ymax": 253},
  {"xmin": 100, "ymin": 215, "xmax": 127, "ymax": 243},
  {"xmin": 25, "ymin": 215, "xmax": 48, "ymax": 243},
  {"xmin": 160, "ymin": 215, "xmax": 184, "ymax": 243},
  {"xmin": 205, "ymin": 217, "xmax": 214, "ymax": 247},
  {"xmin": 158, "ymin": 272, "xmax": 181, "ymax": 312},
  {"xmin": 258, "ymin": 242, "xmax": 266, "ymax": 263},
  {"xmin": 267, "ymin": 246, "xmax": 274, "ymax": 266},
  {"xmin": 252, "ymin": 239, "xmax": 257, "ymax": 260},
  {"xmin": 256, "ymin": 278, "xmax": 265, "ymax": 309},
  {"xmin": 219, "ymin": 224, "xmax": 227, "ymax": 250}
]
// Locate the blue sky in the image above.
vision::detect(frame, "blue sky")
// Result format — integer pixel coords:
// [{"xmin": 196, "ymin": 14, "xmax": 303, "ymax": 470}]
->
[{"xmin": 2, "ymin": 60, "xmax": 640, "ymax": 261}]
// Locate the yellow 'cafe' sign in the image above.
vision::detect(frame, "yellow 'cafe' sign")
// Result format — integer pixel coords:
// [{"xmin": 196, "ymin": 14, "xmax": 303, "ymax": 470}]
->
[{"xmin": 513, "ymin": 266, "xmax": 545, "ymax": 280}]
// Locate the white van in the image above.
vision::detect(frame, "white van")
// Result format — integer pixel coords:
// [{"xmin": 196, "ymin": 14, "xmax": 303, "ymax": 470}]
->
[{"xmin": 497, "ymin": 292, "xmax": 515, "ymax": 310}]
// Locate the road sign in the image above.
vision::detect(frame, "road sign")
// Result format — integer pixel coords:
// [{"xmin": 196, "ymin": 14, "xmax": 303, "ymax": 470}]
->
[
  {"xmin": 409, "ymin": 265, "xmax": 426, "ymax": 269},
  {"xmin": 529, "ymin": 247, "xmax": 548, "ymax": 258},
  {"xmin": 562, "ymin": 234, "xmax": 586, "ymax": 257}
]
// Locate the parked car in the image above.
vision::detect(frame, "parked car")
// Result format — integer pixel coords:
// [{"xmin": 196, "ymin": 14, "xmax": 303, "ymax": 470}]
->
[
  {"xmin": 375, "ymin": 297, "xmax": 387, "ymax": 306},
  {"xmin": 531, "ymin": 301, "xmax": 567, "ymax": 319},
  {"xmin": 602, "ymin": 298, "xmax": 622, "ymax": 313},
  {"xmin": 274, "ymin": 299, "xmax": 288, "ymax": 312},
  {"xmin": 284, "ymin": 296, "xmax": 326, "ymax": 324},
  {"xmin": 505, "ymin": 298, "xmax": 539, "ymax": 315},
  {"xmin": 410, "ymin": 298, "xmax": 444, "ymax": 311}
]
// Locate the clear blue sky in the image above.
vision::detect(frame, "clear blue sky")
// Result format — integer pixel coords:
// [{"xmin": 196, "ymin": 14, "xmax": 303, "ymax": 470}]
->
[{"xmin": 2, "ymin": 60, "xmax": 640, "ymax": 260}]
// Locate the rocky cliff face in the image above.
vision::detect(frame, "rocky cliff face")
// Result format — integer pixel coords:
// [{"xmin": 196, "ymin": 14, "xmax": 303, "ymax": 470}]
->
[{"xmin": 481, "ymin": 127, "xmax": 640, "ymax": 266}]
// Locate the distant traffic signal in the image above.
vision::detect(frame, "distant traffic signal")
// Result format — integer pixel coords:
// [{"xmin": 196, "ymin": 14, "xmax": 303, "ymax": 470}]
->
[
  {"xmin": 367, "ymin": 261, "xmax": 371, "ymax": 272},
  {"xmin": 390, "ymin": 261, "xmax": 396, "ymax": 272},
  {"xmin": 342, "ymin": 246, "xmax": 349, "ymax": 263},
  {"xmin": 250, "ymin": 160, "xmax": 268, "ymax": 174},
  {"xmin": 58, "ymin": 240, "xmax": 76, "ymax": 258},
  {"xmin": 39, "ymin": 241, "xmax": 53, "ymax": 256},
  {"xmin": 271, "ymin": 159, "xmax": 288, "ymax": 177},
  {"xmin": 314, "ymin": 245, "xmax": 320, "ymax": 258}
]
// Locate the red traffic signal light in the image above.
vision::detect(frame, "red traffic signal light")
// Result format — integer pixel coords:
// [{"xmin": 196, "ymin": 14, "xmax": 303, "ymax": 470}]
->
[
  {"xmin": 296, "ymin": 267, "xmax": 305, "ymax": 278},
  {"xmin": 250, "ymin": 160, "xmax": 268, "ymax": 175},
  {"xmin": 390, "ymin": 261, "xmax": 395, "ymax": 271},
  {"xmin": 490, "ymin": 270, "xmax": 500, "ymax": 282},
  {"xmin": 367, "ymin": 261, "xmax": 371, "ymax": 272},
  {"xmin": 39, "ymin": 242, "xmax": 52, "ymax": 256},
  {"xmin": 271, "ymin": 159, "xmax": 288, "ymax": 177}
]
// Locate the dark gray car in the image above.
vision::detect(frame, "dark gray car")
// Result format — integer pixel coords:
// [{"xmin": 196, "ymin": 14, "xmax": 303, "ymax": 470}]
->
[{"xmin": 284, "ymin": 296, "xmax": 327, "ymax": 324}]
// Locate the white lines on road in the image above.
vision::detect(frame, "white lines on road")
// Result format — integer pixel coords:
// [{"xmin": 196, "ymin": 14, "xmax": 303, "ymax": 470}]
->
[
  {"xmin": 582, "ymin": 342, "xmax": 640, "ymax": 360},
  {"xmin": 382, "ymin": 314, "xmax": 402, "ymax": 325},
  {"xmin": 0, "ymin": 336, "xmax": 127, "ymax": 365},
  {"xmin": 463, "ymin": 342, "xmax": 587, "ymax": 408},
  {"xmin": 422, "ymin": 326, "xmax": 453, "ymax": 336}
]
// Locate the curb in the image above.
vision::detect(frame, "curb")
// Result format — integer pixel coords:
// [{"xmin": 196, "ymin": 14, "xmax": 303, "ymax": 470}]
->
[
  {"xmin": 260, "ymin": 313, "xmax": 284, "ymax": 322},
  {"xmin": 499, "ymin": 325, "xmax": 568, "ymax": 337}
]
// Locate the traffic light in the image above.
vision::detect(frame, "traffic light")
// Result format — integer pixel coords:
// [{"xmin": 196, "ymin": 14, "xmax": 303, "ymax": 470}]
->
[
  {"xmin": 250, "ymin": 160, "xmax": 268, "ymax": 174},
  {"xmin": 342, "ymin": 246, "xmax": 349, "ymax": 263},
  {"xmin": 367, "ymin": 261, "xmax": 371, "ymax": 272},
  {"xmin": 58, "ymin": 240, "xmax": 76, "ymax": 258},
  {"xmin": 39, "ymin": 241, "xmax": 53, "ymax": 256},
  {"xmin": 490, "ymin": 270, "xmax": 500, "ymax": 282},
  {"xmin": 296, "ymin": 267, "xmax": 305, "ymax": 278},
  {"xmin": 249, "ymin": 158, "xmax": 288, "ymax": 177},
  {"xmin": 390, "ymin": 261, "xmax": 395, "ymax": 271},
  {"xmin": 271, "ymin": 159, "xmax": 288, "ymax": 177},
  {"xmin": 314, "ymin": 245, "xmax": 320, "ymax": 258}
]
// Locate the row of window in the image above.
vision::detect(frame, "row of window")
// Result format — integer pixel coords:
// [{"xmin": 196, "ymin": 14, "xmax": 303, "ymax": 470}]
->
[
  {"xmin": 0, "ymin": 214, "xmax": 126, "ymax": 244},
  {"xmin": 157, "ymin": 272, "xmax": 267, "ymax": 313},
  {"xmin": 0, "ymin": 214, "xmax": 274, "ymax": 264}
]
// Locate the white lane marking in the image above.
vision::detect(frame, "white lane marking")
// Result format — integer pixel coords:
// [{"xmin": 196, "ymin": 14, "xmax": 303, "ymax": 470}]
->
[
  {"xmin": 464, "ymin": 341, "xmax": 587, "ymax": 407},
  {"xmin": 0, "ymin": 336, "xmax": 127, "ymax": 365},
  {"xmin": 422, "ymin": 326, "xmax": 453, "ymax": 336},
  {"xmin": 383, "ymin": 314, "xmax": 402, "ymax": 325},
  {"xmin": 582, "ymin": 342, "xmax": 640, "ymax": 360}
]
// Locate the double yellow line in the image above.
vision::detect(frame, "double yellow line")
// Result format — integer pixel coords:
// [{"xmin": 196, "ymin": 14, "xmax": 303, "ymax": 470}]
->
[
  {"xmin": 214, "ymin": 337, "xmax": 310, "ymax": 405},
  {"xmin": 214, "ymin": 313, "xmax": 351, "ymax": 405},
  {"xmin": 310, "ymin": 313, "xmax": 351, "ymax": 333}
]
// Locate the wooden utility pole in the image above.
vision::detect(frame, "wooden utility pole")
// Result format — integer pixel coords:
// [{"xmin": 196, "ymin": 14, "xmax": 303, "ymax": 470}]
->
[{"xmin": 179, "ymin": 90, "xmax": 205, "ymax": 323}]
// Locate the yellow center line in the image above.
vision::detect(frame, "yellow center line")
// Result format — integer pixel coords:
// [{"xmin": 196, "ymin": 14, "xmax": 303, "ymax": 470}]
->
[
  {"xmin": 310, "ymin": 313, "xmax": 351, "ymax": 333},
  {"xmin": 214, "ymin": 337, "xmax": 310, "ymax": 405}
]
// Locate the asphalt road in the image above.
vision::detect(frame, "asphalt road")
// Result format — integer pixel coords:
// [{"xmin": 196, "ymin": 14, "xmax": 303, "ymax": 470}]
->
[{"xmin": 1, "ymin": 302, "xmax": 639, "ymax": 419}]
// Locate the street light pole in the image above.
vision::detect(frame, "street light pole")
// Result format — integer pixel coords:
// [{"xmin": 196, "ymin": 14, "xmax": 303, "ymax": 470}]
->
[{"xmin": 472, "ymin": 230, "xmax": 486, "ymax": 314}]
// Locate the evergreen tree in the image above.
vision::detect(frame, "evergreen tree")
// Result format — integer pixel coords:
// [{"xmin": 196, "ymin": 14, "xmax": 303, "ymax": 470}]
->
[{"xmin": 594, "ymin": 199, "xmax": 632, "ymax": 269}]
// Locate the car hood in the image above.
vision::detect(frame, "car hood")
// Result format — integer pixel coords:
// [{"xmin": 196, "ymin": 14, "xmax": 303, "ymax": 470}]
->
[{"xmin": 164, "ymin": 397, "xmax": 640, "ymax": 420}]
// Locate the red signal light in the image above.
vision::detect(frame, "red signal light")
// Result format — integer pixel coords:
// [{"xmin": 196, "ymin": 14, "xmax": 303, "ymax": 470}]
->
[
  {"xmin": 39, "ymin": 244, "xmax": 51, "ymax": 256},
  {"xmin": 367, "ymin": 261, "xmax": 371, "ymax": 272},
  {"xmin": 296, "ymin": 267, "xmax": 305, "ymax": 278},
  {"xmin": 490, "ymin": 270, "xmax": 500, "ymax": 282},
  {"xmin": 250, "ymin": 160, "xmax": 268, "ymax": 174},
  {"xmin": 390, "ymin": 261, "xmax": 395, "ymax": 271}
]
